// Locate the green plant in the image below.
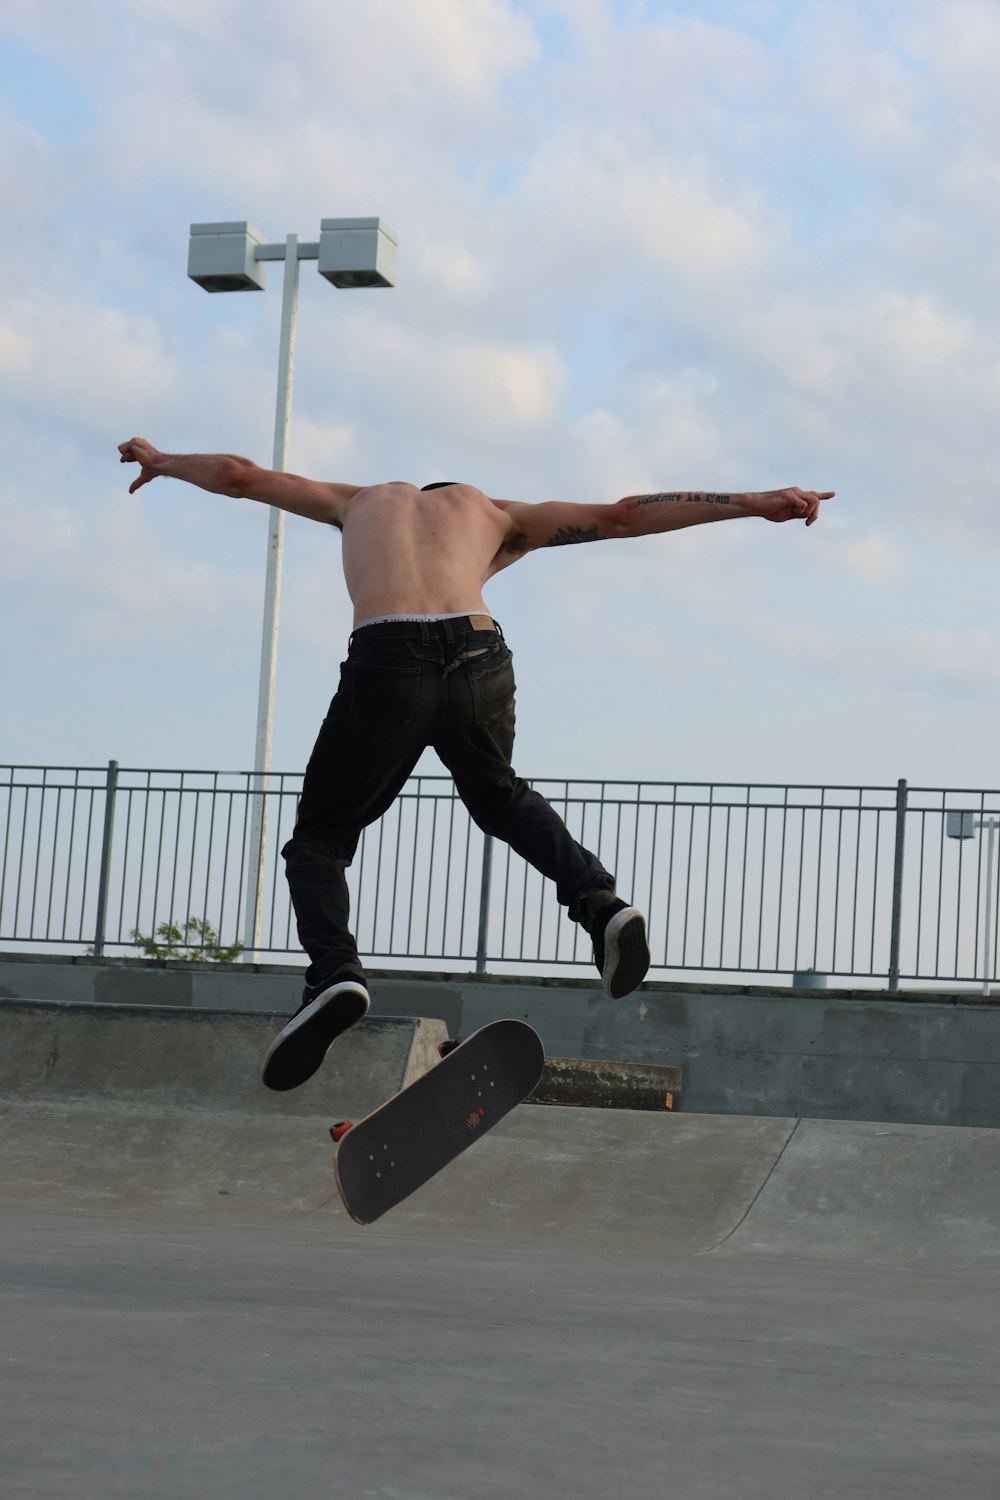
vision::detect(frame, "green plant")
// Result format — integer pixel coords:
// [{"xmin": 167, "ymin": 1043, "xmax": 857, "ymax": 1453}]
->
[{"xmin": 125, "ymin": 916, "xmax": 243, "ymax": 964}]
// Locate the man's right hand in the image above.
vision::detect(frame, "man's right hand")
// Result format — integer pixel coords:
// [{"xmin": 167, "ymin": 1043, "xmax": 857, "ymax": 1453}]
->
[
  {"xmin": 118, "ymin": 437, "xmax": 164, "ymax": 494},
  {"xmin": 749, "ymin": 488, "xmax": 835, "ymax": 527}
]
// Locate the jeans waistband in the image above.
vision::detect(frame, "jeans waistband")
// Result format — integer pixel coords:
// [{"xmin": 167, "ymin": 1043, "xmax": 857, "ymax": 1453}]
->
[{"xmin": 348, "ymin": 614, "xmax": 503, "ymax": 650}]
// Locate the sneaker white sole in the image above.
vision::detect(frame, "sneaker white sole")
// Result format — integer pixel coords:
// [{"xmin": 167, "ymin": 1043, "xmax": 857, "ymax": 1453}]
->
[
  {"xmin": 602, "ymin": 908, "xmax": 650, "ymax": 999},
  {"xmin": 262, "ymin": 981, "xmax": 370, "ymax": 1091}
]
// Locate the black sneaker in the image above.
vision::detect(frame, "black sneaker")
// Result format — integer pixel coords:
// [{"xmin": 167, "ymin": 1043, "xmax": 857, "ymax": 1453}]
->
[
  {"xmin": 261, "ymin": 973, "xmax": 370, "ymax": 1092},
  {"xmin": 590, "ymin": 900, "xmax": 650, "ymax": 999}
]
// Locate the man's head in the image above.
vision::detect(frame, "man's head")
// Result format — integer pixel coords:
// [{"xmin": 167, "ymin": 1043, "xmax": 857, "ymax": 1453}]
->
[{"xmin": 420, "ymin": 482, "xmax": 460, "ymax": 491}]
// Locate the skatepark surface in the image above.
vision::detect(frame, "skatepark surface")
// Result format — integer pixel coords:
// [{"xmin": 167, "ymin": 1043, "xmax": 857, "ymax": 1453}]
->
[{"xmin": 3, "ymin": 999, "xmax": 1000, "ymax": 1499}]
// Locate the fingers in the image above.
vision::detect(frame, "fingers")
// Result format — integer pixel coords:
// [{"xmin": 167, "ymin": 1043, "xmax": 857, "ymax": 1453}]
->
[
  {"xmin": 800, "ymin": 488, "xmax": 834, "ymax": 526},
  {"xmin": 118, "ymin": 437, "xmax": 149, "ymax": 462}
]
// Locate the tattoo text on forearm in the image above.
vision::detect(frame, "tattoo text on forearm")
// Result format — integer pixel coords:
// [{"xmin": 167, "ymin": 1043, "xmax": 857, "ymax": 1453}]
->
[{"xmin": 633, "ymin": 492, "xmax": 731, "ymax": 507}]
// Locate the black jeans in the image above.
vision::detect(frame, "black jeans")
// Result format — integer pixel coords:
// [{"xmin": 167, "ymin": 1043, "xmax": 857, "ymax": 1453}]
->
[{"xmin": 281, "ymin": 616, "xmax": 614, "ymax": 981}]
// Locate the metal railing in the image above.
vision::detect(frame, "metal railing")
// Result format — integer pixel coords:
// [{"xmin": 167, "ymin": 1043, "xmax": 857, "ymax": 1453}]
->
[{"xmin": 2, "ymin": 764, "xmax": 999, "ymax": 989}]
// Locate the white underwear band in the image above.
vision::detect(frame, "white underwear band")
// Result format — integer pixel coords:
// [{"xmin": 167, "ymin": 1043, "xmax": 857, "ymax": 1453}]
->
[{"xmin": 353, "ymin": 611, "xmax": 489, "ymax": 630}]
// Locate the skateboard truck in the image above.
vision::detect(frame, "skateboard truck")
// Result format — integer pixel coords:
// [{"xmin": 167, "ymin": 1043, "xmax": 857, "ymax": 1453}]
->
[{"xmin": 330, "ymin": 1121, "xmax": 354, "ymax": 1143}]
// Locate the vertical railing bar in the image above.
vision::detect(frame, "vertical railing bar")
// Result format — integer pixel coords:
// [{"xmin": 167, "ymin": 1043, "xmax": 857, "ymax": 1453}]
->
[
  {"xmin": 45, "ymin": 786, "xmax": 63, "ymax": 941},
  {"xmin": 405, "ymin": 792, "xmax": 422, "ymax": 955},
  {"xmin": 869, "ymin": 809, "xmax": 882, "ymax": 976},
  {"xmin": 813, "ymin": 791, "xmax": 826, "ymax": 973},
  {"xmin": 29, "ymin": 770, "xmax": 47, "ymax": 938},
  {"xmin": 60, "ymin": 779, "xmax": 78, "ymax": 941},
  {"xmin": 914, "ymin": 809, "xmax": 926, "ymax": 979},
  {"xmin": 737, "ymin": 792, "xmax": 750, "ymax": 968},
  {"xmin": 457, "ymin": 797, "xmax": 471, "ymax": 958},
  {"xmin": 972, "ymin": 789, "xmax": 987, "ymax": 982},
  {"xmin": 168, "ymin": 773, "xmax": 186, "ymax": 943},
  {"xmin": 235, "ymin": 772, "xmax": 252, "ymax": 961},
  {"xmin": 719, "ymin": 805, "xmax": 731, "ymax": 968},
  {"xmin": 91, "ymin": 760, "xmax": 119, "ymax": 959},
  {"xmin": 757, "ymin": 806, "xmax": 769, "ymax": 969},
  {"xmin": 887, "ymin": 779, "xmax": 907, "ymax": 991},
  {"xmin": 647, "ymin": 803, "xmax": 660, "ymax": 967},
  {"xmin": 78, "ymin": 787, "xmax": 96, "ymax": 944},
  {"xmin": 441, "ymin": 789, "xmax": 456, "ymax": 957},
  {"xmin": 186, "ymin": 786, "xmax": 200, "ymax": 952},
  {"xmin": 219, "ymin": 790, "xmax": 235, "ymax": 950},
  {"xmin": 831, "ymin": 808, "xmax": 843, "ymax": 973},
  {"xmin": 204, "ymin": 774, "xmax": 219, "ymax": 949},
  {"xmin": 682, "ymin": 802, "xmax": 695, "ymax": 965},
  {"xmin": 773, "ymin": 786, "xmax": 788, "ymax": 972},
  {"xmin": 663, "ymin": 788, "xmax": 678, "ymax": 966},
  {"xmin": 941, "ymin": 792, "xmax": 947, "ymax": 978},
  {"xmin": 475, "ymin": 833, "xmax": 494, "ymax": 975},
  {"xmin": 266, "ymin": 780, "xmax": 284, "ymax": 955},
  {"xmin": 700, "ymin": 788, "xmax": 714, "ymax": 969},
  {"xmin": 283, "ymin": 778, "xmax": 299, "ymax": 952},
  {"xmin": 953, "ymin": 796, "xmax": 964, "ymax": 979},
  {"xmin": 131, "ymin": 774, "xmax": 150, "ymax": 947},
  {"xmin": 13, "ymin": 782, "xmax": 30, "ymax": 937},
  {"xmin": 152, "ymin": 786, "xmax": 169, "ymax": 946},
  {"xmin": 388, "ymin": 799, "xmax": 404, "ymax": 954},
  {"xmin": 850, "ymin": 792, "xmax": 862, "ymax": 974},
  {"xmin": 793, "ymin": 802, "xmax": 806, "ymax": 972},
  {"xmin": 0, "ymin": 775, "xmax": 13, "ymax": 936},
  {"xmin": 424, "ymin": 798, "xmax": 439, "ymax": 957},
  {"xmin": 119, "ymin": 776, "xmax": 133, "ymax": 946}
]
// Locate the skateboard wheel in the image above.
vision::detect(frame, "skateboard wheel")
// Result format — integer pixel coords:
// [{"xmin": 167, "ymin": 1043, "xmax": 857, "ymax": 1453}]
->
[
  {"xmin": 330, "ymin": 1121, "xmax": 354, "ymax": 1143},
  {"xmin": 438, "ymin": 1038, "xmax": 464, "ymax": 1059}
]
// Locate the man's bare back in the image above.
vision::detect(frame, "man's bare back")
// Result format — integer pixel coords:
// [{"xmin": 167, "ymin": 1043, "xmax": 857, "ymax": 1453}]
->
[
  {"xmin": 340, "ymin": 482, "xmax": 514, "ymax": 624},
  {"xmin": 117, "ymin": 438, "xmax": 834, "ymax": 626}
]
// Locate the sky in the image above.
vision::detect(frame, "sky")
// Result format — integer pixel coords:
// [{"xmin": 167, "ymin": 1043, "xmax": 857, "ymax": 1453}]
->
[{"xmin": 2, "ymin": 0, "xmax": 1000, "ymax": 795}]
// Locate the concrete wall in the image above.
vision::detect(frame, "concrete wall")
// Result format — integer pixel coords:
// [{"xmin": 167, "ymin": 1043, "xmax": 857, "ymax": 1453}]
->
[{"xmin": 2, "ymin": 951, "xmax": 998, "ymax": 1129}]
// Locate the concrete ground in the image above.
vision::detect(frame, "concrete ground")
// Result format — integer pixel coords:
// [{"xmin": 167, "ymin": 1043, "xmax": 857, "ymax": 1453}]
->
[
  {"xmin": 4, "ymin": 1208, "xmax": 999, "ymax": 1500},
  {"xmin": 3, "ymin": 1000, "xmax": 1000, "ymax": 1498}
]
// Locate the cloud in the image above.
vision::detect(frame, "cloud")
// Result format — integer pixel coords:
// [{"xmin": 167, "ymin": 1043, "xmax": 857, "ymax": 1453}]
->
[
  {"xmin": 0, "ymin": 296, "xmax": 180, "ymax": 434},
  {"xmin": 344, "ymin": 322, "xmax": 566, "ymax": 439},
  {"xmin": 0, "ymin": 485, "xmax": 258, "ymax": 647},
  {"xmin": 830, "ymin": 533, "xmax": 909, "ymax": 586},
  {"xmin": 900, "ymin": 626, "xmax": 1000, "ymax": 692},
  {"xmin": 875, "ymin": 293, "xmax": 974, "ymax": 371}
]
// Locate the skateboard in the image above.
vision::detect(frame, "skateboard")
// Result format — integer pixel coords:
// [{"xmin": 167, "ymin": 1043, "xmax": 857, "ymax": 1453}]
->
[{"xmin": 331, "ymin": 1019, "xmax": 545, "ymax": 1225}]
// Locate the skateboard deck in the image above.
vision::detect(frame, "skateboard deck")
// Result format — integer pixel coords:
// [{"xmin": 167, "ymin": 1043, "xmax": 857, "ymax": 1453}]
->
[{"xmin": 332, "ymin": 1019, "xmax": 545, "ymax": 1225}]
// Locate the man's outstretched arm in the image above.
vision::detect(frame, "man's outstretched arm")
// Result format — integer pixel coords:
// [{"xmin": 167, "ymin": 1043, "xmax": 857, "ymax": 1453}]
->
[
  {"xmin": 497, "ymin": 486, "xmax": 834, "ymax": 552},
  {"xmin": 117, "ymin": 437, "xmax": 360, "ymax": 526}
]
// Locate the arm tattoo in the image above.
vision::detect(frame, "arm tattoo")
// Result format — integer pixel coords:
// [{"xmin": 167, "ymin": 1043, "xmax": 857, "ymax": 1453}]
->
[
  {"xmin": 547, "ymin": 524, "xmax": 600, "ymax": 547},
  {"xmin": 634, "ymin": 491, "xmax": 731, "ymax": 507}
]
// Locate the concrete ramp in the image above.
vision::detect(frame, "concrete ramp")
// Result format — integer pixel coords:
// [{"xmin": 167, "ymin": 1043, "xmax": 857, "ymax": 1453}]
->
[{"xmin": 3, "ymin": 999, "xmax": 999, "ymax": 1263}]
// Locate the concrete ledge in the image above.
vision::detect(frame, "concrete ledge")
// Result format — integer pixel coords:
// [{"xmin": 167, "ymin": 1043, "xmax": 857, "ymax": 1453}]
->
[{"xmin": 0, "ymin": 998, "xmax": 447, "ymax": 1120}]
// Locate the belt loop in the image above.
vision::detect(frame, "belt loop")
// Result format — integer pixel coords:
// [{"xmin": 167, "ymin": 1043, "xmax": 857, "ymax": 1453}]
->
[
  {"xmin": 443, "ymin": 617, "xmax": 455, "ymax": 645},
  {"xmin": 419, "ymin": 621, "xmax": 430, "ymax": 645}
]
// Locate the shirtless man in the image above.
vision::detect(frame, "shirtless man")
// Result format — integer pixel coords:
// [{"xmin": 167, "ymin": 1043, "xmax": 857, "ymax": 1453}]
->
[{"xmin": 118, "ymin": 436, "xmax": 833, "ymax": 1090}]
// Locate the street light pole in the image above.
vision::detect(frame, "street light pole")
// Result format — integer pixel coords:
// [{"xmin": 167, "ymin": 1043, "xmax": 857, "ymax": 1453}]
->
[
  {"xmin": 244, "ymin": 234, "xmax": 300, "ymax": 961},
  {"xmin": 188, "ymin": 218, "xmax": 398, "ymax": 961}
]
